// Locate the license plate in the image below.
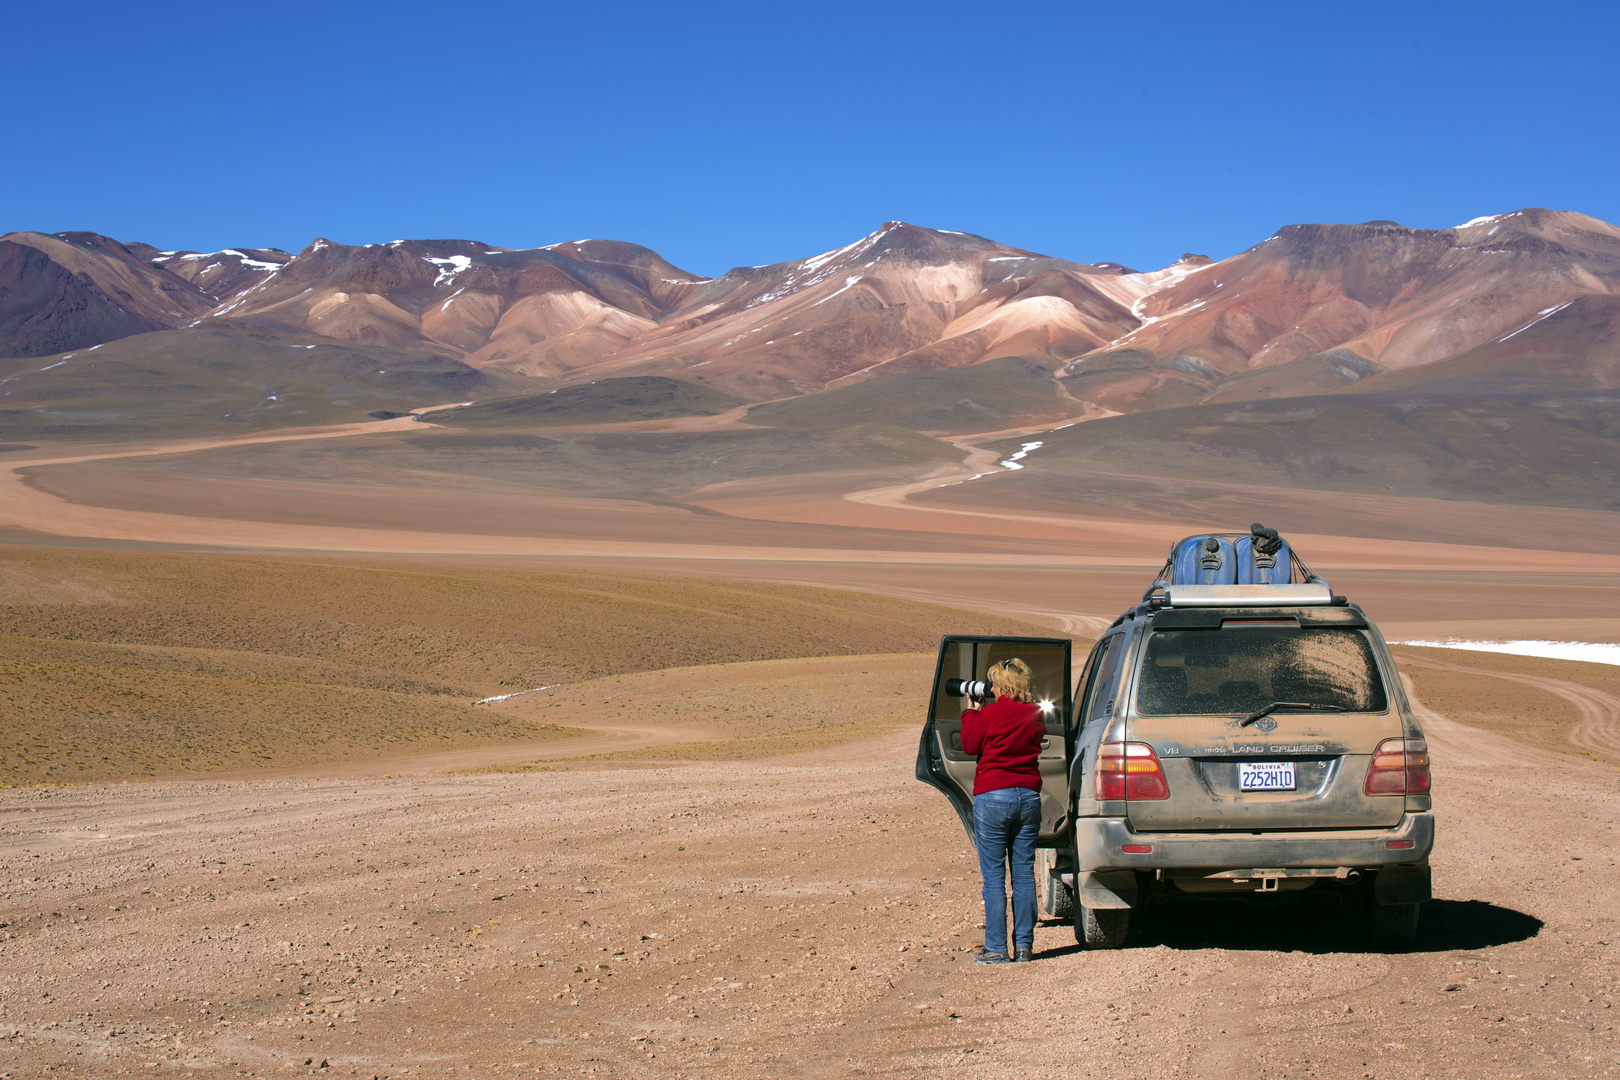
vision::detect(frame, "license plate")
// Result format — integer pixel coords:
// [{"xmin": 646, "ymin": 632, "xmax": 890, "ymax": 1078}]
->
[{"xmin": 1239, "ymin": 761, "xmax": 1296, "ymax": 791}]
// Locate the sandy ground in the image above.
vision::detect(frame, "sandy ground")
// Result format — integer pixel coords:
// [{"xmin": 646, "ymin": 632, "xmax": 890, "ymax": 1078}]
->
[
  {"xmin": 1, "ymin": 677, "xmax": 1617, "ymax": 1080},
  {"xmin": 7, "ymin": 424, "xmax": 1620, "ymax": 579},
  {"xmin": 6, "ymin": 424, "xmax": 1620, "ymax": 656},
  {"xmin": 4, "ymin": 424, "xmax": 1620, "ymax": 1077},
  {"xmin": 207, "ymin": 654, "xmax": 939, "ymax": 781}
]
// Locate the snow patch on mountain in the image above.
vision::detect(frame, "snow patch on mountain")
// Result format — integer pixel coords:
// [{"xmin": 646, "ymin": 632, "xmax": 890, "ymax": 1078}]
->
[
  {"xmin": 223, "ymin": 250, "xmax": 283, "ymax": 272},
  {"xmin": 425, "ymin": 255, "xmax": 473, "ymax": 286}
]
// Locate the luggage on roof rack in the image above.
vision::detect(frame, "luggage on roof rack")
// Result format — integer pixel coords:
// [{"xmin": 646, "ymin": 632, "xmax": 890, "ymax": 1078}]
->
[{"xmin": 1143, "ymin": 523, "xmax": 1331, "ymax": 604}]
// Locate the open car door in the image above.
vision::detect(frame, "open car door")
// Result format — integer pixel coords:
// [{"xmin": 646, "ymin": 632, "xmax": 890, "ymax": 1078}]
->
[{"xmin": 916, "ymin": 634, "xmax": 1073, "ymax": 846}]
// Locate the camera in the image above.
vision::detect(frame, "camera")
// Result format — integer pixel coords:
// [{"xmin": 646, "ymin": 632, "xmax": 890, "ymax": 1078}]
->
[{"xmin": 945, "ymin": 678, "xmax": 992, "ymax": 700}]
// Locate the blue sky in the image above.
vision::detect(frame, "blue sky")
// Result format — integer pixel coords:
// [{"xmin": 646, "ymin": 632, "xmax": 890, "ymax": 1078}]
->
[{"xmin": 8, "ymin": 1, "xmax": 1617, "ymax": 276}]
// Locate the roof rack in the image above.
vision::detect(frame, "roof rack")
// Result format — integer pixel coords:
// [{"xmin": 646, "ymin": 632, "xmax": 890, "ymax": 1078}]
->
[{"xmin": 1161, "ymin": 583, "xmax": 1335, "ymax": 607}]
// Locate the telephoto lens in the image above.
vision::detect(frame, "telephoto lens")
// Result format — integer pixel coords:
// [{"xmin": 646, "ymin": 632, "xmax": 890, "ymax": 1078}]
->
[{"xmin": 945, "ymin": 678, "xmax": 992, "ymax": 699}]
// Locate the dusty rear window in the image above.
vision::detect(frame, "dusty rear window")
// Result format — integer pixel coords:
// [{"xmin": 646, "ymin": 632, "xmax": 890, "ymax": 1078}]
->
[{"xmin": 1136, "ymin": 627, "xmax": 1389, "ymax": 716}]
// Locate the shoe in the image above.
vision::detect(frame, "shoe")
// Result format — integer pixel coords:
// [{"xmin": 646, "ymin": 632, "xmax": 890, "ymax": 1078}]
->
[
  {"xmin": 1012, "ymin": 948, "xmax": 1033, "ymax": 963},
  {"xmin": 972, "ymin": 946, "xmax": 1010, "ymax": 964}
]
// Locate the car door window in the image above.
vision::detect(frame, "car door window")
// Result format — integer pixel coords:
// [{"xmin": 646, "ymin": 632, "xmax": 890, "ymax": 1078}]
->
[
  {"xmin": 1074, "ymin": 635, "xmax": 1117, "ymax": 730},
  {"xmin": 1069, "ymin": 639, "xmax": 1102, "ymax": 738},
  {"xmin": 918, "ymin": 634, "xmax": 1073, "ymax": 843},
  {"xmin": 932, "ymin": 637, "xmax": 1070, "ymax": 755},
  {"xmin": 1088, "ymin": 635, "xmax": 1130, "ymax": 726}
]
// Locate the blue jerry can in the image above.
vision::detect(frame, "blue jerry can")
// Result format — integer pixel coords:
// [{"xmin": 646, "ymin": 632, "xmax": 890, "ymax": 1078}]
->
[
  {"xmin": 1235, "ymin": 535, "xmax": 1291, "ymax": 585},
  {"xmin": 1171, "ymin": 536, "xmax": 1236, "ymax": 585}
]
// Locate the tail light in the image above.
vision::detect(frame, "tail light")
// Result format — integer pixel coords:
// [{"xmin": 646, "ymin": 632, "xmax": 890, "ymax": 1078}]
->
[
  {"xmin": 1097, "ymin": 742, "xmax": 1170, "ymax": 800},
  {"xmin": 1365, "ymin": 737, "xmax": 1430, "ymax": 796},
  {"xmin": 1405, "ymin": 739, "xmax": 1431, "ymax": 794}
]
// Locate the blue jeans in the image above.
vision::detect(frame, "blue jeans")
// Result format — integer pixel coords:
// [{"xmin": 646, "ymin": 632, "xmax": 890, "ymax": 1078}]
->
[{"xmin": 973, "ymin": 786, "xmax": 1040, "ymax": 954}]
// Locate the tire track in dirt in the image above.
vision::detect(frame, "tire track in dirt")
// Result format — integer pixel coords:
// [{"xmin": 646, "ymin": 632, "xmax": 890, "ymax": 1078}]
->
[
  {"xmin": 1398, "ymin": 655, "xmax": 1620, "ymax": 765},
  {"xmin": 1020, "ymin": 610, "xmax": 1113, "ymax": 637},
  {"xmin": 1400, "ymin": 672, "xmax": 1570, "ymax": 768}
]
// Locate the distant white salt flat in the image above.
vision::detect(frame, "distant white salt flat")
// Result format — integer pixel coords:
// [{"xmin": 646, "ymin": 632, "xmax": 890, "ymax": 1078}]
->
[{"xmin": 1394, "ymin": 639, "xmax": 1620, "ymax": 666}]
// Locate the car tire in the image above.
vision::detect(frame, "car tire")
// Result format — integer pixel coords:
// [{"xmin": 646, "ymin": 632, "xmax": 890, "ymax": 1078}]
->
[
  {"xmin": 1075, "ymin": 905, "xmax": 1130, "ymax": 949},
  {"xmin": 1362, "ymin": 898, "xmax": 1421, "ymax": 950},
  {"xmin": 1037, "ymin": 850, "xmax": 1073, "ymax": 919}
]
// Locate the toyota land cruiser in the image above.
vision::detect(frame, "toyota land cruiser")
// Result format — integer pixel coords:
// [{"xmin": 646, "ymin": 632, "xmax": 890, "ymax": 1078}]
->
[{"xmin": 916, "ymin": 527, "xmax": 1433, "ymax": 950}]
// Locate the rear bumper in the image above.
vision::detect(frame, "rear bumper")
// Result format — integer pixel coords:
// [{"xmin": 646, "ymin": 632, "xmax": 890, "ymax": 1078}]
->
[{"xmin": 1076, "ymin": 811, "xmax": 1434, "ymax": 872}]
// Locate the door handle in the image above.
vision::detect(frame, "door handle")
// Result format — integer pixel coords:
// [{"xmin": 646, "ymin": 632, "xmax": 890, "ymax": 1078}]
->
[{"xmin": 1040, "ymin": 737, "xmax": 1052, "ymax": 749}]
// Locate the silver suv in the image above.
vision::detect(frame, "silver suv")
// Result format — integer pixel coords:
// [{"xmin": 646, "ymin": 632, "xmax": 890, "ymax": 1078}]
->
[{"xmin": 917, "ymin": 530, "xmax": 1433, "ymax": 950}]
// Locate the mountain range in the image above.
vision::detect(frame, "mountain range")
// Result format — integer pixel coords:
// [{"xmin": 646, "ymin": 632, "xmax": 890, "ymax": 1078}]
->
[
  {"xmin": 2, "ymin": 211, "xmax": 1617, "ymax": 510},
  {"xmin": 6, "ymin": 211, "xmax": 1619, "ymax": 406}
]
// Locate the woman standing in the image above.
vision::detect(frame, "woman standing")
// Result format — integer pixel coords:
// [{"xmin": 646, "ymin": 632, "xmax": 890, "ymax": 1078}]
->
[{"xmin": 960, "ymin": 658, "xmax": 1044, "ymax": 964}]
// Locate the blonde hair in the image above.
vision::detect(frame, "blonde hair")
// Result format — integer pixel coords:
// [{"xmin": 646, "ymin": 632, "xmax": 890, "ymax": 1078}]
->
[{"xmin": 988, "ymin": 657, "xmax": 1033, "ymax": 703}]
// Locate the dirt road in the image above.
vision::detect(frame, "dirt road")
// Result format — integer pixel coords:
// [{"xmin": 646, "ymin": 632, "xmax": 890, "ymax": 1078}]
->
[{"xmin": 2, "ymin": 691, "xmax": 1616, "ymax": 1079}]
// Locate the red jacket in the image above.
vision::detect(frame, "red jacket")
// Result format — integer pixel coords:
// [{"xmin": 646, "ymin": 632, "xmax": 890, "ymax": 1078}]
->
[{"xmin": 961, "ymin": 697, "xmax": 1044, "ymax": 795}]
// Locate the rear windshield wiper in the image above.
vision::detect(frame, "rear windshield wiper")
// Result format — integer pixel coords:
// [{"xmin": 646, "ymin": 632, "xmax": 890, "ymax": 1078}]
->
[{"xmin": 1240, "ymin": 701, "xmax": 1347, "ymax": 727}]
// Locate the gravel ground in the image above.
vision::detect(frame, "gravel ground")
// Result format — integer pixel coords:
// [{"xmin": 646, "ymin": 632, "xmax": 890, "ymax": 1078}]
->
[{"xmin": 1, "ymin": 706, "xmax": 1616, "ymax": 1080}]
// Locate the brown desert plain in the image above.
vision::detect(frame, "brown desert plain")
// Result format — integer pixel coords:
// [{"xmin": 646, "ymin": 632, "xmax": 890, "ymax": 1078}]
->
[{"xmin": 1, "ymin": 406, "xmax": 1619, "ymax": 1080}]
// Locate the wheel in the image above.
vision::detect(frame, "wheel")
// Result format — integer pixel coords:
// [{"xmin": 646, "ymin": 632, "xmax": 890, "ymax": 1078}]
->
[
  {"xmin": 1075, "ymin": 904, "xmax": 1130, "ymax": 949},
  {"xmin": 1036, "ymin": 849, "xmax": 1073, "ymax": 919},
  {"xmin": 1361, "ymin": 899, "xmax": 1420, "ymax": 950}
]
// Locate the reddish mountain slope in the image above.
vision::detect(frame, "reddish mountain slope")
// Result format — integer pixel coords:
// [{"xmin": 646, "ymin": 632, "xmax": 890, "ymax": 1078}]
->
[
  {"xmin": 1063, "ymin": 210, "xmax": 1620, "ymax": 410},
  {"xmin": 178, "ymin": 225, "xmax": 1136, "ymax": 399},
  {"xmin": 0, "ymin": 232, "xmax": 220, "ymax": 357},
  {"xmin": 200, "ymin": 237, "xmax": 706, "ymax": 372},
  {"xmin": 0, "ymin": 240, "xmax": 167, "ymax": 357},
  {"xmin": 598, "ymin": 223, "xmax": 1139, "ymax": 398}
]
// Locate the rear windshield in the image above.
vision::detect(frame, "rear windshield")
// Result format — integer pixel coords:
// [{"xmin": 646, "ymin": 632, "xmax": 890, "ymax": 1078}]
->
[{"xmin": 1136, "ymin": 627, "xmax": 1388, "ymax": 716}]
